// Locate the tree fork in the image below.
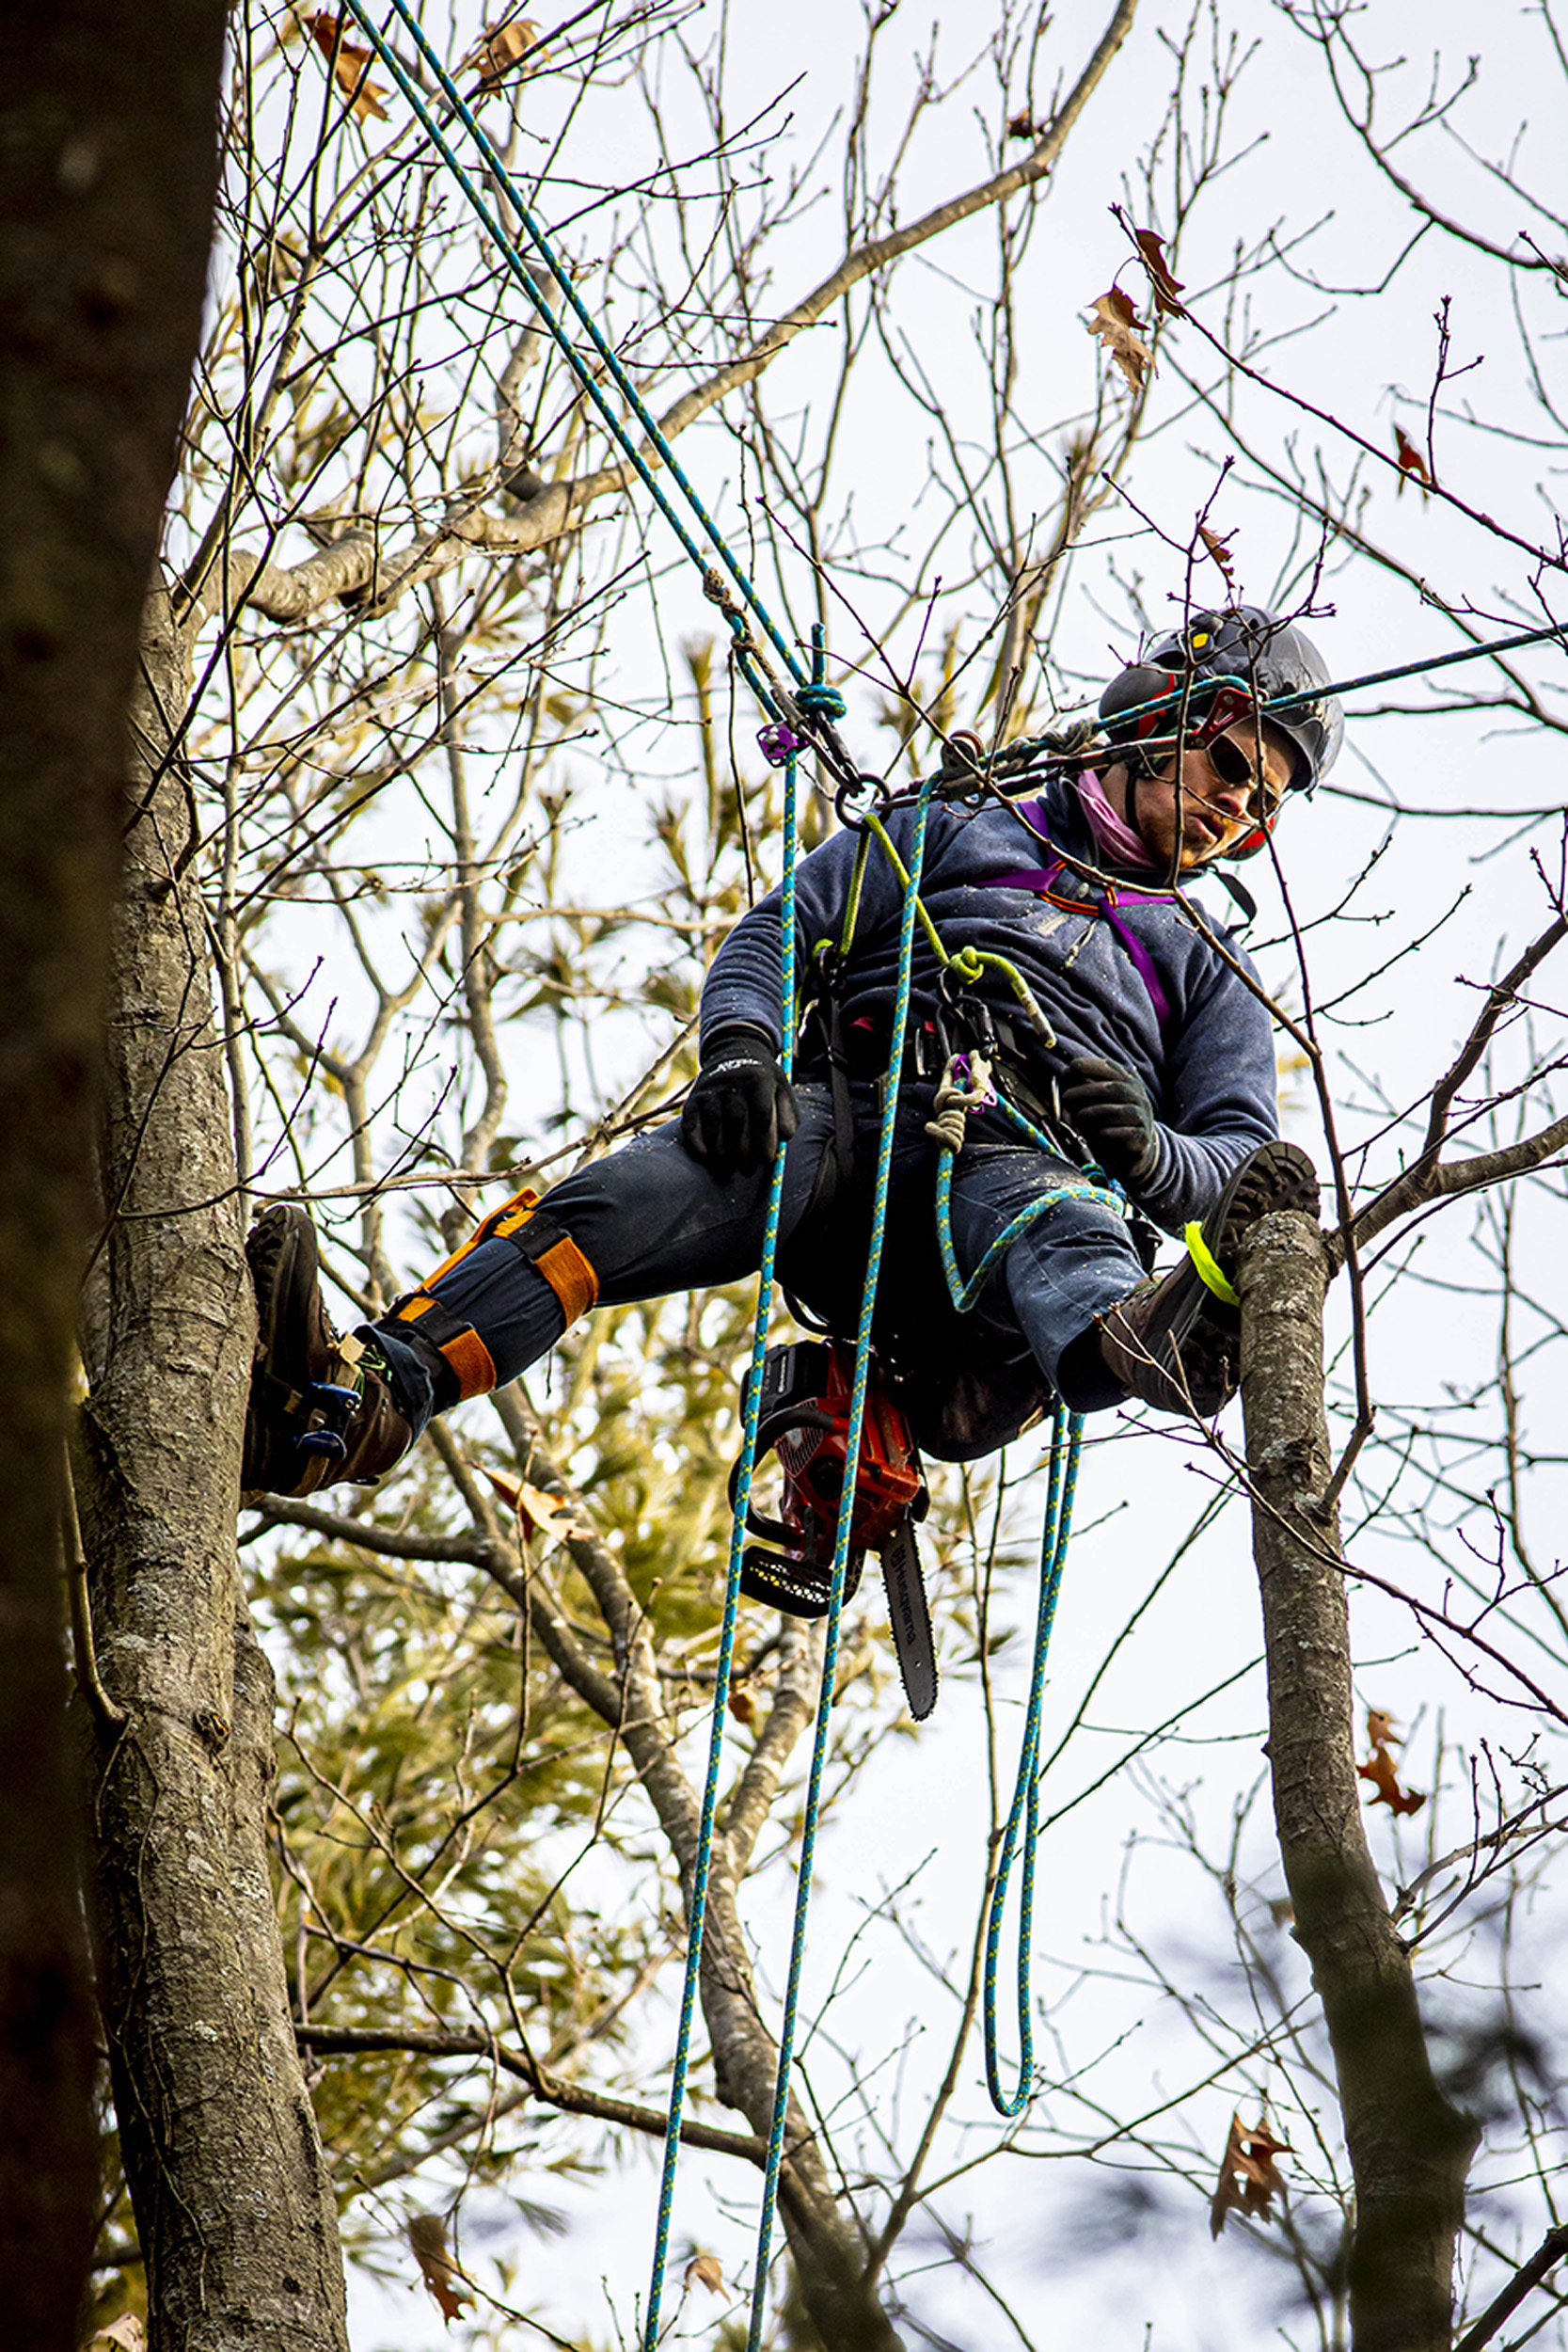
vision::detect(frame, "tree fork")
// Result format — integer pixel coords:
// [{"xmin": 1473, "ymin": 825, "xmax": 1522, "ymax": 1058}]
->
[{"xmin": 1238, "ymin": 1212, "xmax": 1479, "ymax": 2352}]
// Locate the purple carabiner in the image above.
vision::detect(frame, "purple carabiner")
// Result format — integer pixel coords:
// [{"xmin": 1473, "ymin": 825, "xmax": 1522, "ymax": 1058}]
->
[{"xmin": 951, "ymin": 1053, "xmax": 998, "ymax": 1113}]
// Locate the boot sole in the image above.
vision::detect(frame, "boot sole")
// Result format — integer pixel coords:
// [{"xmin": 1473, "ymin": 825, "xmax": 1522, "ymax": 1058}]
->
[
  {"xmin": 1122, "ymin": 1140, "xmax": 1318, "ymax": 1414},
  {"xmin": 243, "ymin": 1205, "xmax": 338, "ymax": 1491}
]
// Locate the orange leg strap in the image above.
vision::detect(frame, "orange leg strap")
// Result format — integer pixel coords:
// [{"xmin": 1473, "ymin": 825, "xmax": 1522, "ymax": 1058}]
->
[{"xmin": 387, "ymin": 1187, "xmax": 599, "ymax": 1398}]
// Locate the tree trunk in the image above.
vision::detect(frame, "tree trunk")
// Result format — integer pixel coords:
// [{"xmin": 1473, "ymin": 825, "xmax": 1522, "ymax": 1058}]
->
[
  {"xmin": 1238, "ymin": 1211, "xmax": 1479, "ymax": 2352},
  {"xmin": 0, "ymin": 4, "xmax": 229, "ymax": 2338},
  {"xmin": 76, "ymin": 597, "xmax": 349, "ymax": 2352}
]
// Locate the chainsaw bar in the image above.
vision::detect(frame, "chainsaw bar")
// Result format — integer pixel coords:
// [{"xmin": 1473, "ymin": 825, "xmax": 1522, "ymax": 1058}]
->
[{"xmin": 881, "ymin": 1515, "xmax": 938, "ymax": 1720}]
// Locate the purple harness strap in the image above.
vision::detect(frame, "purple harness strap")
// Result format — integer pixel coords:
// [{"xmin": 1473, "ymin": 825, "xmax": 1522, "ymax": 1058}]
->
[{"xmin": 983, "ymin": 805, "xmax": 1175, "ymax": 1037}]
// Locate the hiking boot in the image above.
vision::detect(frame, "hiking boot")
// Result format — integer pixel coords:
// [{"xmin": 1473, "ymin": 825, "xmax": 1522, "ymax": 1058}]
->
[
  {"xmin": 243, "ymin": 1206, "xmax": 413, "ymax": 1496},
  {"xmin": 1094, "ymin": 1140, "xmax": 1319, "ymax": 1417}
]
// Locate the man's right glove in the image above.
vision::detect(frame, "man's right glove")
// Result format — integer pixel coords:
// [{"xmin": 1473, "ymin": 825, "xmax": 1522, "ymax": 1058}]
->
[
  {"xmin": 1059, "ymin": 1056, "xmax": 1162, "ymax": 1187},
  {"xmin": 681, "ymin": 1026, "xmax": 800, "ymax": 1179}
]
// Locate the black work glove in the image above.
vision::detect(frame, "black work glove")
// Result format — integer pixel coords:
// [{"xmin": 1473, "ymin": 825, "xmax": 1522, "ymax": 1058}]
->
[
  {"xmin": 681, "ymin": 1026, "xmax": 800, "ymax": 1179},
  {"xmin": 1059, "ymin": 1057, "xmax": 1162, "ymax": 1187}
]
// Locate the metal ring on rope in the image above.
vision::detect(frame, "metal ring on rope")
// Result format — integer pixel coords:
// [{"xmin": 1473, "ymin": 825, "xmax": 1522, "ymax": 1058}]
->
[{"xmin": 834, "ymin": 771, "xmax": 893, "ymax": 831}]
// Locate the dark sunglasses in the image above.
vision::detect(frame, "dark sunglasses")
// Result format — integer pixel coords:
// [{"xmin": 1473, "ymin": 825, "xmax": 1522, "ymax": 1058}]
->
[
  {"xmin": 1201, "ymin": 733, "xmax": 1260, "ymax": 788},
  {"xmin": 1196, "ymin": 730, "xmax": 1283, "ymax": 813}
]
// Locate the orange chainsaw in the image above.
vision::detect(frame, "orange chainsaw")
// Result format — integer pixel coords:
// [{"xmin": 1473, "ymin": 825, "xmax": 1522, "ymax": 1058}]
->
[{"xmin": 731, "ymin": 1339, "xmax": 938, "ymax": 1718}]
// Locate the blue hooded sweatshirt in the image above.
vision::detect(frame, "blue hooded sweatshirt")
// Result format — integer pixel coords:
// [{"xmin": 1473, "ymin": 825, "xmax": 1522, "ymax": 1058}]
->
[{"xmin": 698, "ymin": 769, "xmax": 1280, "ymax": 1237}]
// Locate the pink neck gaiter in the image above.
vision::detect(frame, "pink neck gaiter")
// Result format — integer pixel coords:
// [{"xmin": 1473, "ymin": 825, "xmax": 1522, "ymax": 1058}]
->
[{"xmin": 1070, "ymin": 767, "xmax": 1161, "ymax": 875}]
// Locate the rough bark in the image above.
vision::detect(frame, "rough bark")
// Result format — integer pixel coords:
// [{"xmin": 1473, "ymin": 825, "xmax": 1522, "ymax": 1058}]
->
[
  {"xmin": 76, "ymin": 600, "xmax": 349, "ymax": 2352},
  {"xmin": 1238, "ymin": 1213, "xmax": 1480, "ymax": 2352},
  {"xmin": 0, "ymin": 3, "xmax": 228, "ymax": 2339}
]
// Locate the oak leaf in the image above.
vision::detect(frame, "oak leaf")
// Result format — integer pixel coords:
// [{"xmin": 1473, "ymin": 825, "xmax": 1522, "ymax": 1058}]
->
[
  {"xmin": 461, "ymin": 15, "xmax": 545, "ymax": 92},
  {"xmin": 1132, "ymin": 226, "xmax": 1188, "ymax": 318},
  {"xmin": 407, "ymin": 2213, "xmax": 473, "ymax": 2324},
  {"xmin": 728, "ymin": 1683, "xmax": 756, "ymax": 1726},
  {"xmin": 1006, "ymin": 111, "xmax": 1042, "ymax": 141},
  {"xmin": 1210, "ymin": 2111, "xmax": 1291, "ymax": 2238},
  {"xmin": 686, "ymin": 2251, "xmax": 726, "ymax": 2296},
  {"xmin": 1357, "ymin": 1740, "xmax": 1426, "ymax": 1817},
  {"xmin": 1393, "ymin": 423, "xmax": 1432, "ymax": 495},
  {"xmin": 1085, "ymin": 287, "xmax": 1153, "ymax": 393},
  {"xmin": 308, "ymin": 14, "xmax": 390, "ymax": 122},
  {"xmin": 1366, "ymin": 1707, "xmax": 1399, "ymax": 1748}
]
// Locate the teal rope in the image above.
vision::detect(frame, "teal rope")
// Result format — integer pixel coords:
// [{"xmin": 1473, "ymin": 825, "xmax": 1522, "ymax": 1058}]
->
[
  {"xmin": 341, "ymin": 0, "xmax": 810, "ymax": 691},
  {"xmin": 641, "ymin": 746, "xmax": 800, "ymax": 2352},
  {"xmin": 934, "ymin": 1152, "xmax": 1122, "ymax": 1316},
  {"xmin": 982, "ymin": 1402, "xmax": 1083, "ymax": 2115},
  {"xmin": 994, "ymin": 619, "xmax": 1568, "ymax": 776},
  {"xmin": 744, "ymin": 775, "xmax": 937, "ymax": 2350},
  {"xmin": 927, "ymin": 1072, "xmax": 1121, "ymax": 1315},
  {"xmin": 921, "ymin": 1079, "xmax": 1109, "ymax": 2115}
]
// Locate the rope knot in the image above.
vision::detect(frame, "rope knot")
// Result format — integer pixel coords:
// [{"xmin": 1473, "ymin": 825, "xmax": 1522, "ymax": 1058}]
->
[
  {"xmin": 925, "ymin": 1051, "xmax": 995, "ymax": 1152},
  {"xmin": 796, "ymin": 681, "xmax": 847, "ymax": 723}
]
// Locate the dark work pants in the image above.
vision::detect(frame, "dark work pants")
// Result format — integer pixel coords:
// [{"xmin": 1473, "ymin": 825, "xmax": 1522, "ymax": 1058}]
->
[{"xmin": 369, "ymin": 1081, "xmax": 1145, "ymax": 1443}]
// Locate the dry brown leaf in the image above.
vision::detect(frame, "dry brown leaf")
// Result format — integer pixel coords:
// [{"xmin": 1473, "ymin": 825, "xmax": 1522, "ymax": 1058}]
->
[
  {"xmin": 685, "ymin": 2251, "xmax": 726, "ymax": 2296},
  {"xmin": 309, "ymin": 14, "xmax": 389, "ymax": 121},
  {"xmin": 1210, "ymin": 2111, "xmax": 1291, "ymax": 2238},
  {"xmin": 1393, "ymin": 423, "xmax": 1432, "ymax": 494},
  {"xmin": 486, "ymin": 1465, "xmax": 590, "ymax": 1548},
  {"xmin": 1366, "ymin": 1707, "xmax": 1399, "ymax": 1748},
  {"xmin": 408, "ymin": 2213, "xmax": 472, "ymax": 2325},
  {"xmin": 1132, "ymin": 225, "xmax": 1188, "ymax": 318},
  {"xmin": 1198, "ymin": 524, "xmax": 1236, "ymax": 584},
  {"xmin": 1357, "ymin": 1740, "xmax": 1426, "ymax": 1817},
  {"xmin": 1085, "ymin": 287, "xmax": 1153, "ymax": 393},
  {"xmin": 1006, "ymin": 110, "xmax": 1042, "ymax": 141},
  {"xmin": 1268, "ymin": 1896, "xmax": 1295, "ymax": 1929},
  {"xmin": 728, "ymin": 1683, "xmax": 756, "ymax": 1726},
  {"xmin": 516, "ymin": 1480, "xmax": 590, "ymax": 1548},
  {"xmin": 461, "ymin": 14, "xmax": 545, "ymax": 92}
]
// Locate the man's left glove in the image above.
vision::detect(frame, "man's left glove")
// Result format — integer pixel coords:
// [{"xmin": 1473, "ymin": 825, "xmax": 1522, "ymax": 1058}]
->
[
  {"xmin": 681, "ymin": 1026, "xmax": 800, "ymax": 1179},
  {"xmin": 1059, "ymin": 1057, "xmax": 1161, "ymax": 1187}
]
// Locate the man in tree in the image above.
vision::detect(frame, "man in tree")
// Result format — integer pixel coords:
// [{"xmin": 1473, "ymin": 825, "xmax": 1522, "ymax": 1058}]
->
[{"xmin": 243, "ymin": 604, "xmax": 1340, "ymax": 1496}]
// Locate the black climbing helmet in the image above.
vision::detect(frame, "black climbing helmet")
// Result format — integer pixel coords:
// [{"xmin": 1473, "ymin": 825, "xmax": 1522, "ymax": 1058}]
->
[{"xmin": 1098, "ymin": 605, "xmax": 1344, "ymax": 859}]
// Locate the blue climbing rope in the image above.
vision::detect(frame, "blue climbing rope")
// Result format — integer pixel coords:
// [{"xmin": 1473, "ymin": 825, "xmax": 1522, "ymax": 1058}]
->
[
  {"xmin": 318, "ymin": 0, "xmax": 1106, "ymax": 2287},
  {"xmin": 919, "ymin": 1061, "xmax": 1108, "ymax": 2113},
  {"xmin": 641, "ymin": 733, "xmax": 800, "ymax": 2351},
  {"xmin": 926, "ymin": 1062, "xmax": 1124, "ymax": 1316},
  {"xmin": 743, "ymin": 771, "xmax": 938, "ymax": 2349},
  {"xmin": 341, "ymin": 0, "xmax": 823, "ymax": 709}
]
